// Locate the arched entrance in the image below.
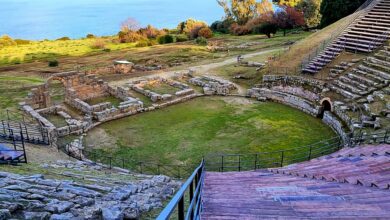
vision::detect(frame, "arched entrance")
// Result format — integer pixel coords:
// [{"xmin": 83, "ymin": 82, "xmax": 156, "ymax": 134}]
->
[{"xmin": 319, "ymin": 98, "xmax": 332, "ymax": 119}]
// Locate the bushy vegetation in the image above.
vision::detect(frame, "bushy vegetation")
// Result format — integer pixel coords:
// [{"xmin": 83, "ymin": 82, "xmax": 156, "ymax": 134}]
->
[
  {"xmin": 157, "ymin": 34, "xmax": 176, "ymax": 44},
  {"xmin": 195, "ymin": 37, "xmax": 208, "ymax": 46},
  {"xmin": 48, "ymin": 59, "xmax": 59, "ymax": 67}
]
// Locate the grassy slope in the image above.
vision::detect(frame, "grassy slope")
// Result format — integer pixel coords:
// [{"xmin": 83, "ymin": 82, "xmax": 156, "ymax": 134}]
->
[
  {"xmin": 270, "ymin": 13, "xmax": 358, "ymax": 70},
  {"xmin": 85, "ymin": 97, "xmax": 335, "ymax": 167},
  {"xmin": 0, "ymin": 37, "xmax": 136, "ymax": 65}
]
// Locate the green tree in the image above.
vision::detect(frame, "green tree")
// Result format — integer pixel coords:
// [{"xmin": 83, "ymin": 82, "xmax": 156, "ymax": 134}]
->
[
  {"xmin": 320, "ymin": 0, "xmax": 365, "ymax": 27},
  {"xmin": 296, "ymin": 0, "xmax": 322, "ymax": 28},
  {"xmin": 217, "ymin": 0, "xmax": 274, "ymax": 25},
  {"xmin": 273, "ymin": 0, "xmax": 302, "ymax": 7}
]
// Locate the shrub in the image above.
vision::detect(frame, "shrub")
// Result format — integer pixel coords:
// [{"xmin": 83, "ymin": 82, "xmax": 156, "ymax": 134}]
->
[
  {"xmin": 195, "ymin": 37, "xmax": 208, "ymax": 46},
  {"xmin": 230, "ymin": 23, "xmax": 251, "ymax": 36},
  {"xmin": 118, "ymin": 31, "xmax": 145, "ymax": 43},
  {"xmin": 56, "ymin": 37, "xmax": 70, "ymax": 41},
  {"xmin": 14, "ymin": 39, "xmax": 31, "ymax": 45},
  {"xmin": 103, "ymin": 48, "xmax": 111, "ymax": 52},
  {"xmin": 252, "ymin": 23, "xmax": 278, "ymax": 38},
  {"xmin": 136, "ymin": 40, "xmax": 149, "ymax": 47},
  {"xmin": 175, "ymin": 34, "xmax": 189, "ymax": 42},
  {"xmin": 210, "ymin": 20, "xmax": 233, "ymax": 34},
  {"xmin": 48, "ymin": 59, "xmax": 59, "ymax": 67},
  {"xmin": 177, "ymin": 19, "xmax": 208, "ymax": 39},
  {"xmin": 198, "ymin": 27, "xmax": 213, "ymax": 39},
  {"xmin": 86, "ymin": 34, "xmax": 95, "ymax": 39},
  {"xmin": 0, "ymin": 35, "xmax": 16, "ymax": 47},
  {"xmin": 157, "ymin": 34, "xmax": 176, "ymax": 44},
  {"xmin": 138, "ymin": 25, "xmax": 161, "ymax": 39},
  {"xmin": 90, "ymin": 39, "xmax": 106, "ymax": 49}
]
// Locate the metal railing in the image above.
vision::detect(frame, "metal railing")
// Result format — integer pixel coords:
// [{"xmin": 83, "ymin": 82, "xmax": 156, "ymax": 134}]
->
[
  {"xmin": 0, "ymin": 109, "xmax": 50, "ymax": 145},
  {"xmin": 204, "ymin": 130, "xmax": 389, "ymax": 172},
  {"xmin": 59, "ymin": 143, "xmax": 196, "ymax": 178},
  {"xmin": 0, "ymin": 129, "xmax": 27, "ymax": 164},
  {"xmin": 157, "ymin": 160, "xmax": 205, "ymax": 220},
  {"xmin": 301, "ymin": 0, "xmax": 377, "ymax": 69}
]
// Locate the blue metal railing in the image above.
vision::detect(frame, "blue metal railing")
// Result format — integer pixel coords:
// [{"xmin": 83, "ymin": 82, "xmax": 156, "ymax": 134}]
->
[{"xmin": 157, "ymin": 160, "xmax": 205, "ymax": 220}]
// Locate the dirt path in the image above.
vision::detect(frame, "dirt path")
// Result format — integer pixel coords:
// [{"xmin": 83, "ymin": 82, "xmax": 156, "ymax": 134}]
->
[{"xmin": 110, "ymin": 48, "xmax": 283, "ymax": 90}]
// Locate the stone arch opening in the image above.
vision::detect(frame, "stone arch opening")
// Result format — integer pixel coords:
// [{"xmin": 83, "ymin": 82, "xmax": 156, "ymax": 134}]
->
[{"xmin": 319, "ymin": 98, "xmax": 332, "ymax": 119}]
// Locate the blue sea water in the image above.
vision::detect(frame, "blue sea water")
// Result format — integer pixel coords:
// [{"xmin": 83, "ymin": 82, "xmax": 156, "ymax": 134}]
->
[{"xmin": 0, "ymin": 0, "xmax": 225, "ymax": 40}]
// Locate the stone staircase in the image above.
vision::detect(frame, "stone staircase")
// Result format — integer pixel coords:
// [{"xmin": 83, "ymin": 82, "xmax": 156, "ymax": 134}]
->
[
  {"xmin": 0, "ymin": 120, "xmax": 49, "ymax": 145},
  {"xmin": 327, "ymin": 47, "xmax": 390, "ymax": 101},
  {"xmin": 303, "ymin": 0, "xmax": 390, "ymax": 74},
  {"xmin": 0, "ymin": 160, "xmax": 181, "ymax": 219},
  {"xmin": 202, "ymin": 145, "xmax": 390, "ymax": 219}
]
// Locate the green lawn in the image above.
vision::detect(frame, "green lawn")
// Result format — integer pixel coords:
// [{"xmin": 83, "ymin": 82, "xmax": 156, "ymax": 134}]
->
[
  {"xmin": 85, "ymin": 96, "xmax": 335, "ymax": 172},
  {"xmin": 86, "ymin": 95, "xmax": 123, "ymax": 107},
  {"xmin": 143, "ymin": 83, "xmax": 181, "ymax": 95}
]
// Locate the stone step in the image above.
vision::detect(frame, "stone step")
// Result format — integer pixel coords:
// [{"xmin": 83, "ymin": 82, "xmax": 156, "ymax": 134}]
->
[
  {"xmin": 346, "ymin": 72, "xmax": 378, "ymax": 87},
  {"xmin": 333, "ymin": 80, "xmax": 366, "ymax": 96},
  {"xmin": 360, "ymin": 63, "xmax": 390, "ymax": 80},
  {"xmin": 329, "ymin": 84, "xmax": 361, "ymax": 100},
  {"xmin": 339, "ymin": 76, "xmax": 368, "ymax": 91},
  {"xmin": 353, "ymin": 69, "xmax": 387, "ymax": 84},
  {"xmin": 357, "ymin": 20, "xmax": 390, "ymax": 28}
]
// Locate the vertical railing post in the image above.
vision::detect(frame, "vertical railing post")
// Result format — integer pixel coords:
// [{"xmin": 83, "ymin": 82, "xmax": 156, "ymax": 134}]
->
[
  {"xmin": 383, "ymin": 130, "xmax": 388, "ymax": 143},
  {"xmin": 178, "ymin": 196, "xmax": 185, "ymax": 220},
  {"xmin": 280, "ymin": 151, "xmax": 284, "ymax": 167},
  {"xmin": 308, "ymin": 146, "xmax": 312, "ymax": 160},
  {"xmin": 238, "ymin": 155, "xmax": 241, "ymax": 172},
  {"xmin": 109, "ymin": 157, "xmax": 112, "ymax": 169},
  {"xmin": 221, "ymin": 156, "xmax": 224, "ymax": 172},
  {"xmin": 254, "ymin": 153, "xmax": 258, "ymax": 170},
  {"xmin": 189, "ymin": 181, "xmax": 194, "ymax": 220}
]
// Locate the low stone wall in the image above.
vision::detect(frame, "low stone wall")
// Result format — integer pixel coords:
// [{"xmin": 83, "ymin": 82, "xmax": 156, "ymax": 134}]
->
[
  {"xmin": 247, "ymin": 88, "xmax": 320, "ymax": 117},
  {"xmin": 128, "ymin": 77, "xmax": 194, "ymax": 102},
  {"xmin": 262, "ymin": 75, "xmax": 325, "ymax": 93},
  {"xmin": 188, "ymin": 76, "xmax": 236, "ymax": 96},
  {"xmin": 271, "ymin": 85, "xmax": 320, "ymax": 102},
  {"xmin": 34, "ymin": 105, "xmax": 93, "ymax": 138},
  {"xmin": 322, "ymin": 111, "xmax": 350, "ymax": 145}
]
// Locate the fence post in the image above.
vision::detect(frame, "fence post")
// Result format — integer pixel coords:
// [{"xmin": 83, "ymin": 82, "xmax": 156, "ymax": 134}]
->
[
  {"xmin": 178, "ymin": 196, "xmax": 185, "ymax": 220},
  {"xmin": 238, "ymin": 155, "xmax": 241, "ymax": 172},
  {"xmin": 254, "ymin": 154, "xmax": 258, "ymax": 170},
  {"xmin": 383, "ymin": 130, "xmax": 388, "ymax": 143},
  {"xmin": 280, "ymin": 151, "xmax": 284, "ymax": 167},
  {"xmin": 109, "ymin": 157, "xmax": 112, "ymax": 169},
  {"xmin": 221, "ymin": 156, "xmax": 224, "ymax": 172},
  {"xmin": 308, "ymin": 146, "xmax": 312, "ymax": 160}
]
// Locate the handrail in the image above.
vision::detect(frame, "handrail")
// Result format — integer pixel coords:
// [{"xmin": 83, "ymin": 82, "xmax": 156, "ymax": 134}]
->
[
  {"xmin": 301, "ymin": 0, "xmax": 377, "ymax": 69},
  {"xmin": 157, "ymin": 159, "xmax": 205, "ymax": 220},
  {"xmin": 205, "ymin": 130, "xmax": 389, "ymax": 172}
]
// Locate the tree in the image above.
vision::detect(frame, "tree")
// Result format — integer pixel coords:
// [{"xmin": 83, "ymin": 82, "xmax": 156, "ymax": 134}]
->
[
  {"xmin": 253, "ymin": 23, "xmax": 278, "ymax": 38},
  {"xmin": 296, "ymin": 0, "xmax": 322, "ymax": 28},
  {"xmin": 272, "ymin": 0, "xmax": 302, "ymax": 7},
  {"xmin": 217, "ymin": 0, "xmax": 274, "ymax": 25},
  {"xmin": 275, "ymin": 6, "xmax": 305, "ymax": 36},
  {"xmin": 121, "ymin": 17, "xmax": 140, "ymax": 32},
  {"xmin": 320, "ymin": 0, "xmax": 365, "ymax": 27},
  {"xmin": 177, "ymin": 19, "xmax": 208, "ymax": 39}
]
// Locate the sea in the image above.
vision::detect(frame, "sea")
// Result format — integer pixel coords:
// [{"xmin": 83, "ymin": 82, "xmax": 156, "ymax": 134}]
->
[{"xmin": 0, "ymin": 0, "xmax": 225, "ymax": 40}]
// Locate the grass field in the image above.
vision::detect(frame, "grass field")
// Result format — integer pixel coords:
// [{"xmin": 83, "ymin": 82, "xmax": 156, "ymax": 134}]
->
[{"xmin": 85, "ymin": 96, "xmax": 335, "ymax": 168}]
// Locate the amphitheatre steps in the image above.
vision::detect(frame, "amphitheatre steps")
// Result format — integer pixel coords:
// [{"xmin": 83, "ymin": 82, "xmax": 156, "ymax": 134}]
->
[
  {"xmin": 270, "ymin": 145, "xmax": 390, "ymax": 190},
  {"xmin": 0, "ymin": 160, "xmax": 181, "ymax": 219},
  {"xmin": 303, "ymin": 0, "xmax": 390, "ymax": 74},
  {"xmin": 202, "ymin": 145, "xmax": 390, "ymax": 219}
]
